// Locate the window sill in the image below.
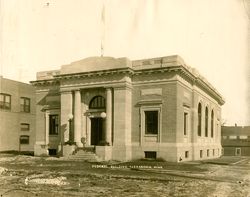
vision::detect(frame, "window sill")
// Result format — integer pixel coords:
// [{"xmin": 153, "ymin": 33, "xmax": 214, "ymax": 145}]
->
[{"xmin": 144, "ymin": 134, "xmax": 158, "ymax": 137}]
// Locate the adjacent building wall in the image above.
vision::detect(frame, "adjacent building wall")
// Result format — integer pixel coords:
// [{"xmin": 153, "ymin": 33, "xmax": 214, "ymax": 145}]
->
[{"xmin": 0, "ymin": 76, "xmax": 35, "ymax": 152}]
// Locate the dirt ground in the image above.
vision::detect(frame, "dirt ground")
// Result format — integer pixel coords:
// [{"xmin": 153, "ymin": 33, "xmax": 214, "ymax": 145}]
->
[{"xmin": 0, "ymin": 154, "xmax": 249, "ymax": 197}]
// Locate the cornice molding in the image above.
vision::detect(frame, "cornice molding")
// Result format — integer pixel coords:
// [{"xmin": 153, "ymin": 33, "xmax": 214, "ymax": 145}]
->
[{"xmin": 31, "ymin": 63, "xmax": 224, "ymax": 105}]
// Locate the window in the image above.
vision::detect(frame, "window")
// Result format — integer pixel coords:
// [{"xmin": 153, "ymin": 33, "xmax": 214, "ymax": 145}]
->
[
  {"xmin": 198, "ymin": 103, "xmax": 202, "ymax": 136},
  {"xmin": 20, "ymin": 135, "xmax": 29, "ymax": 144},
  {"xmin": 0, "ymin": 93, "xmax": 11, "ymax": 110},
  {"xmin": 207, "ymin": 149, "xmax": 209, "ymax": 157},
  {"xmin": 89, "ymin": 96, "xmax": 105, "ymax": 109},
  {"xmin": 184, "ymin": 112, "xmax": 188, "ymax": 135},
  {"xmin": 145, "ymin": 151, "xmax": 157, "ymax": 159},
  {"xmin": 229, "ymin": 136, "xmax": 237, "ymax": 139},
  {"xmin": 213, "ymin": 149, "xmax": 215, "ymax": 156},
  {"xmin": 145, "ymin": 111, "xmax": 158, "ymax": 134},
  {"xmin": 200, "ymin": 150, "xmax": 203, "ymax": 158},
  {"xmin": 205, "ymin": 107, "xmax": 208, "ymax": 137},
  {"xmin": 21, "ymin": 123, "xmax": 30, "ymax": 131},
  {"xmin": 20, "ymin": 97, "xmax": 30, "ymax": 112},
  {"xmin": 49, "ymin": 115, "xmax": 59, "ymax": 135},
  {"xmin": 211, "ymin": 110, "xmax": 214, "ymax": 137},
  {"xmin": 185, "ymin": 151, "xmax": 189, "ymax": 158},
  {"xmin": 222, "ymin": 136, "xmax": 227, "ymax": 139}
]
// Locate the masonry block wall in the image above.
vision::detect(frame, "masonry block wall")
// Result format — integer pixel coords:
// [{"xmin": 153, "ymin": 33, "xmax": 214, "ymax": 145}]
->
[
  {"xmin": 31, "ymin": 55, "xmax": 224, "ymax": 162},
  {"xmin": 0, "ymin": 76, "xmax": 35, "ymax": 152}
]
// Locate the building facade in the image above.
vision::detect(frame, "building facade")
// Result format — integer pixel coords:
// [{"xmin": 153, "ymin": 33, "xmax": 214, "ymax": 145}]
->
[
  {"xmin": 0, "ymin": 76, "xmax": 36, "ymax": 153},
  {"xmin": 222, "ymin": 126, "xmax": 250, "ymax": 156},
  {"xmin": 31, "ymin": 55, "xmax": 225, "ymax": 162}
]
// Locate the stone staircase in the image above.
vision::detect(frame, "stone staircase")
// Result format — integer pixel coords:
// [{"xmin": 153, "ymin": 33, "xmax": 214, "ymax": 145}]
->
[{"xmin": 67, "ymin": 148, "xmax": 102, "ymax": 162}]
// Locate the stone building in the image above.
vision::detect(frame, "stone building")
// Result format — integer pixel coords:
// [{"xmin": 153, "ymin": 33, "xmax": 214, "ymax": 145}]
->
[
  {"xmin": 222, "ymin": 126, "xmax": 250, "ymax": 156},
  {"xmin": 31, "ymin": 55, "xmax": 225, "ymax": 162},
  {"xmin": 0, "ymin": 76, "xmax": 36, "ymax": 153}
]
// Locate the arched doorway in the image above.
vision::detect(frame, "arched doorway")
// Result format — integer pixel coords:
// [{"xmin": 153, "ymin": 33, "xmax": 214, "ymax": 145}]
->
[{"xmin": 89, "ymin": 96, "xmax": 106, "ymax": 145}]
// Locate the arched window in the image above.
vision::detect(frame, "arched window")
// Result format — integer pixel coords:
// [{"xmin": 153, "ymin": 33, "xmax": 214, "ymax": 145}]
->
[
  {"xmin": 211, "ymin": 110, "xmax": 214, "ymax": 138},
  {"xmin": 205, "ymin": 107, "xmax": 208, "ymax": 137},
  {"xmin": 89, "ymin": 96, "xmax": 105, "ymax": 109},
  {"xmin": 198, "ymin": 103, "xmax": 202, "ymax": 136}
]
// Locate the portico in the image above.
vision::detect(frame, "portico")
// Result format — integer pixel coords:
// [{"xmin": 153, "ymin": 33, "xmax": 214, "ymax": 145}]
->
[{"xmin": 59, "ymin": 87, "xmax": 114, "ymax": 155}]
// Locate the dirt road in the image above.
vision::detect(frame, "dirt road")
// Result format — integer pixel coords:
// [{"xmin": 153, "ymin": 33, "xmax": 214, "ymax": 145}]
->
[{"xmin": 0, "ymin": 155, "xmax": 249, "ymax": 197}]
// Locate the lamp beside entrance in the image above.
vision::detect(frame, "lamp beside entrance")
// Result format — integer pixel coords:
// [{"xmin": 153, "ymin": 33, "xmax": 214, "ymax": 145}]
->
[
  {"xmin": 68, "ymin": 114, "xmax": 73, "ymax": 120},
  {"xmin": 100, "ymin": 112, "xmax": 106, "ymax": 119}
]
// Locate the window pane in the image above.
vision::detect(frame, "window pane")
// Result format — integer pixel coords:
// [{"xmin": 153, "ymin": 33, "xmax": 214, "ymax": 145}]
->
[
  {"xmin": 198, "ymin": 103, "xmax": 202, "ymax": 136},
  {"xmin": 5, "ymin": 95, "xmax": 10, "ymax": 102},
  {"xmin": 25, "ymin": 99, "xmax": 30, "ymax": 105},
  {"xmin": 49, "ymin": 115, "xmax": 59, "ymax": 135},
  {"xmin": 20, "ymin": 98, "xmax": 30, "ymax": 112},
  {"xmin": 184, "ymin": 112, "xmax": 188, "ymax": 135},
  {"xmin": 20, "ymin": 98, "xmax": 25, "ymax": 105},
  {"xmin": 145, "ymin": 111, "xmax": 158, "ymax": 134},
  {"xmin": 89, "ymin": 96, "xmax": 105, "ymax": 109}
]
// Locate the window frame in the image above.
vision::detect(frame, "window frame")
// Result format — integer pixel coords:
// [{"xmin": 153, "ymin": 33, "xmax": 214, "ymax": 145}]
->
[
  {"xmin": 20, "ymin": 97, "xmax": 30, "ymax": 113},
  {"xmin": 198, "ymin": 103, "xmax": 202, "ymax": 137},
  {"xmin": 140, "ymin": 106, "xmax": 161, "ymax": 142},
  {"xmin": 0, "ymin": 93, "xmax": 11, "ymax": 110},
  {"xmin": 89, "ymin": 96, "xmax": 106, "ymax": 109},
  {"xmin": 20, "ymin": 123, "xmax": 30, "ymax": 131},
  {"xmin": 20, "ymin": 135, "xmax": 29, "ymax": 144}
]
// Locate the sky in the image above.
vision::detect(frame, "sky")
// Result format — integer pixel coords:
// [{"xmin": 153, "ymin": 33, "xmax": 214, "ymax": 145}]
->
[{"xmin": 0, "ymin": 0, "xmax": 249, "ymax": 126}]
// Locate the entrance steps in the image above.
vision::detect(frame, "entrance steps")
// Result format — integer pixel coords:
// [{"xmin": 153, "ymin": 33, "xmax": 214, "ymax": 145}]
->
[{"xmin": 67, "ymin": 148, "xmax": 102, "ymax": 162}]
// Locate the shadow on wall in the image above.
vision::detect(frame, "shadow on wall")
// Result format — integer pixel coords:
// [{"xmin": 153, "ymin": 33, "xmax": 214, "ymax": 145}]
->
[{"xmin": 37, "ymin": 89, "xmax": 60, "ymax": 106}]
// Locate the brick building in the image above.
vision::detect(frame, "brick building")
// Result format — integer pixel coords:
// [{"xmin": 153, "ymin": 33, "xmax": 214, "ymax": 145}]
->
[
  {"xmin": 31, "ymin": 55, "xmax": 225, "ymax": 162},
  {"xmin": 221, "ymin": 126, "xmax": 250, "ymax": 156},
  {"xmin": 0, "ymin": 76, "xmax": 36, "ymax": 153}
]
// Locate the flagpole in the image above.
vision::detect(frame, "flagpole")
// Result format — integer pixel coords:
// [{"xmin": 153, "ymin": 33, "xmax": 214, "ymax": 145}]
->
[{"xmin": 101, "ymin": 2, "xmax": 105, "ymax": 57}]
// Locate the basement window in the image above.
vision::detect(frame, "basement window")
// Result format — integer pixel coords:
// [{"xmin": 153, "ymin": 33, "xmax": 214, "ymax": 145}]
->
[
  {"xmin": 144, "ymin": 151, "xmax": 157, "ymax": 159},
  {"xmin": 48, "ymin": 149, "xmax": 57, "ymax": 156}
]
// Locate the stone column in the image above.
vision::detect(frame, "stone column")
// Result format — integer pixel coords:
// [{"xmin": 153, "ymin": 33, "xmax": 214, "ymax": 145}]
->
[
  {"xmin": 105, "ymin": 88, "xmax": 112, "ymax": 145},
  {"xmin": 74, "ymin": 90, "xmax": 82, "ymax": 146},
  {"xmin": 45, "ymin": 111, "xmax": 49, "ymax": 145}
]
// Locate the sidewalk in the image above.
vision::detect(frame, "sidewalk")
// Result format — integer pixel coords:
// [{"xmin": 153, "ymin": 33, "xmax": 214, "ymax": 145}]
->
[{"xmin": 200, "ymin": 156, "xmax": 248, "ymax": 165}]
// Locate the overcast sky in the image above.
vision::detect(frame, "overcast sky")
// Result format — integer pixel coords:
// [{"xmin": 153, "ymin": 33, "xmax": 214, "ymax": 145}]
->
[{"xmin": 0, "ymin": 0, "xmax": 249, "ymax": 126}]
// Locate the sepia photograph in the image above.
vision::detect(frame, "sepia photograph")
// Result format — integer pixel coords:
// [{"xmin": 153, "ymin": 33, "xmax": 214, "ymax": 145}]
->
[{"xmin": 0, "ymin": 0, "xmax": 250, "ymax": 196}]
